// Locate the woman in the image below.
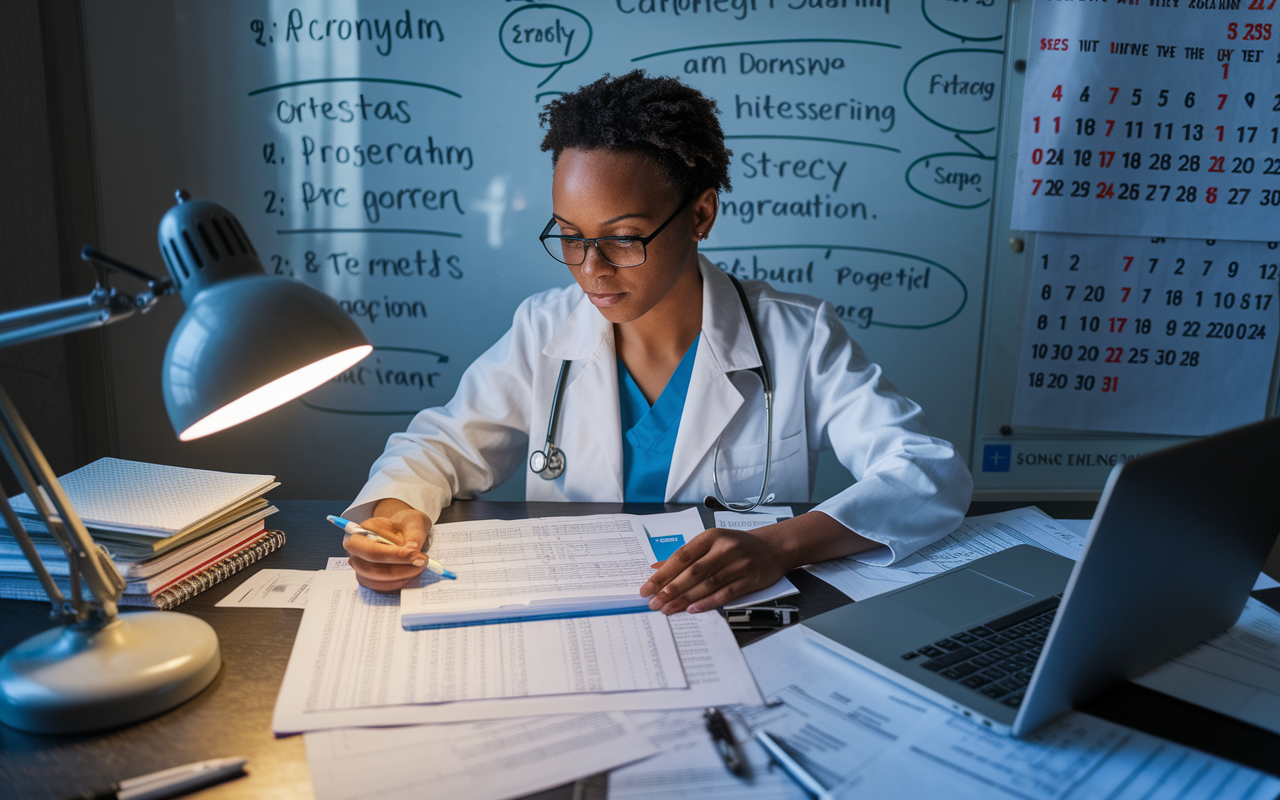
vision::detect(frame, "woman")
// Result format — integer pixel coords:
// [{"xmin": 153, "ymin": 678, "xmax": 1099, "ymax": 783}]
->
[{"xmin": 343, "ymin": 71, "xmax": 972, "ymax": 613}]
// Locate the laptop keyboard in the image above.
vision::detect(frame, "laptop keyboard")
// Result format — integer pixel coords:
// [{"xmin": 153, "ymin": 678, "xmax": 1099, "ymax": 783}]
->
[{"xmin": 900, "ymin": 595, "xmax": 1062, "ymax": 709}]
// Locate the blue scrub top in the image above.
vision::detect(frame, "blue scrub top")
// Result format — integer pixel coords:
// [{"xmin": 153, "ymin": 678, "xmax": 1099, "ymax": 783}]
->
[{"xmin": 618, "ymin": 335, "xmax": 700, "ymax": 503}]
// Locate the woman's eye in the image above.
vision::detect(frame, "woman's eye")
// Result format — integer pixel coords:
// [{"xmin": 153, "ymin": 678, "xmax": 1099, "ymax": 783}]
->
[{"xmin": 613, "ymin": 238, "xmax": 638, "ymax": 247}]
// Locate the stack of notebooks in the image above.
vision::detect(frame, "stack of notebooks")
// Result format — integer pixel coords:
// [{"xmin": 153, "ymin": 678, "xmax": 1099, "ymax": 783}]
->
[{"xmin": 0, "ymin": 458, "xmax": 283, "ymax": 609}]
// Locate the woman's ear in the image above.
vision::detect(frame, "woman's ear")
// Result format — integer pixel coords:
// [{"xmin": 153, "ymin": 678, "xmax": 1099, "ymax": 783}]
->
[{"xmin": 691, "ymin": 188, "xmax": 719, "ymax": 241}]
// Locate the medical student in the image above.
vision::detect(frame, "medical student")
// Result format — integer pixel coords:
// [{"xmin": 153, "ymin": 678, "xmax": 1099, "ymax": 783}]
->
[{"xmin": 343, "ymin": 71, "xmax": 973, "ymax": 613}]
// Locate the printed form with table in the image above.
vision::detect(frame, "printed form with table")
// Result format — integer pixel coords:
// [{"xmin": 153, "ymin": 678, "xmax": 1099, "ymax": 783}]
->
[{"xmin": 216, "ymin": 504, "xmax": 1280, "ymax": 800}]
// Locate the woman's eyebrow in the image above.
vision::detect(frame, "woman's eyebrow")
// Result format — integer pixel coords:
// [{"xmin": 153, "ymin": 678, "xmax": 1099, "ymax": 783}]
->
[{"xmin": 552, "ymin": 211, "xmax": 651, "ymax": 227}]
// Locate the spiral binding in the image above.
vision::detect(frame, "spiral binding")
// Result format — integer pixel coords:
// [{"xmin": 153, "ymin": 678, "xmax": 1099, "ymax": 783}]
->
[{"xmin": 152, "ymin": 529, "xmax": 286, "ymax": 610}]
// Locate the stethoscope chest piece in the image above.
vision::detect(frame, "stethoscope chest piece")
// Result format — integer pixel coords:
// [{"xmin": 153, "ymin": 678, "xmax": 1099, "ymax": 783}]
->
[{"xmin": 529, "ymin": 444, "xmax": 565, "ymax": 480}]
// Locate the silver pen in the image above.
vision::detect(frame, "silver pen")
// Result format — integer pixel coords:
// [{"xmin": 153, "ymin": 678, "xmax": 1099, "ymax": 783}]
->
[
  {"xmin": 755, "ymin": 730, "xmax": 830, "ymax": 799},
  {"xmin": 67, "ymin": 757, "xmax": 248, "ymax": 800}
]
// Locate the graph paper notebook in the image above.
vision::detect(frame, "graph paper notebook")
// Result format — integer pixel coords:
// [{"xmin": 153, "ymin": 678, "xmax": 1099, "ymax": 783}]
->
[{"xmin": 8, "ymin": 457, "xmax": 277, "ymax": 538}]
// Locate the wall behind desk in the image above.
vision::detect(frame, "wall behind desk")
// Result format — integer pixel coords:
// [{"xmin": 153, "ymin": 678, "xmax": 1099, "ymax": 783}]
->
[
  {"xmin": 80, "ymin": 0, "xmax": 1013, "ymax": 501},
  {"xmin": 84, "ymin": 1, "xmax": 1277, "ymax": 502}
]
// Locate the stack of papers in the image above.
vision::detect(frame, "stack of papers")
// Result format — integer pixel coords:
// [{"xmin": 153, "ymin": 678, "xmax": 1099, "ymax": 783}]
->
[
  {"xmin": 399, "ymin": 514, "xmax": 656, "ymax": 628},
  {"xmin": 805, "ymin": 507, "xmax": 1084, "ymax": 601},
  {"xmin": 608, "ymin": 624, "xmax": 1280, "ymax": 800},
  {"xmin": 0, "ymin": 457, "xmax": 279, "ymax": 607},
  {"xmin": 265, "ymin": 506, "xmax": 1280, "ymax": 800},
  {"xmin": 267, "ymin": 511, "xmax": 764, "ymax": 799}
]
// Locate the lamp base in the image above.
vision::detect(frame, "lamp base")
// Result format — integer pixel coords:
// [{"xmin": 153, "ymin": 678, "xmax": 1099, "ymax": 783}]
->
[{"xmin": 0, "ymin": 611, "xmax": 220, "ymax": 734}]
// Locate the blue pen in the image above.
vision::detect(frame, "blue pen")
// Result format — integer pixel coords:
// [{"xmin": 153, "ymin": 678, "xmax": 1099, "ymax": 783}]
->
[{"xmin": 326, "ymin": 515, "xmax": 457, "ymax": 579}]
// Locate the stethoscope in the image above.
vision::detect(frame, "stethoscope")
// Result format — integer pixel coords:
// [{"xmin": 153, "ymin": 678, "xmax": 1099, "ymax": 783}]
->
[{"xmin": 529, "ymin": 273, "xmax": 775, "ymax": 513}]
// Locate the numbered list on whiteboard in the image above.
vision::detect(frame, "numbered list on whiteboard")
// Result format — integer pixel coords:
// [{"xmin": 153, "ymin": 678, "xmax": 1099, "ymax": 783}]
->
[{"xmin": 1013, "ymin": 235, "xmax": 1278, "ymax": 436}]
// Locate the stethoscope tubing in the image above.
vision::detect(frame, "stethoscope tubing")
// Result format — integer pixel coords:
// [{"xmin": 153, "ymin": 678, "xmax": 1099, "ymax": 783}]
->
[{"xmin": 530, "ymin": 274, "xmax": 775, "ymax": 512}]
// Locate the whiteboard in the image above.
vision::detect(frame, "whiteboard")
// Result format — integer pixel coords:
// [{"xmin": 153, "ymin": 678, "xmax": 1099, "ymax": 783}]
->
[{"xmin": 82, "ymin": 0, "xmax": 1010, "ymax": 500}]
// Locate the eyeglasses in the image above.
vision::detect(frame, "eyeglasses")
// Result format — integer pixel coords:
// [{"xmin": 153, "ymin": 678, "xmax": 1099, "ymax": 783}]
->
[{"xmin": 539, "ymin": 196, "xmax": 692, "ymax": 268}]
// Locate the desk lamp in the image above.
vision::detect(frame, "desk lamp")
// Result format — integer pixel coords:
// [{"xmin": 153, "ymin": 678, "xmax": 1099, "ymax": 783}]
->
[{"xmin": 0, "ymin": 191, "xmax": 371, "ymax": 733}]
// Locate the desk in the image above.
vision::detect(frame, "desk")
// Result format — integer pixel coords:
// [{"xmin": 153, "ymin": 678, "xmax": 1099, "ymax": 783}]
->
[{"xmin": 2, "ymin": 500, "xmax": 1278, "ymax": 800}]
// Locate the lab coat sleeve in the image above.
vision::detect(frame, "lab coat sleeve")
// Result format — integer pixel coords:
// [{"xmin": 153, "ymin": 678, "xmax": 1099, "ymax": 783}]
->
[
  {"xmin": 343, "ymin": 301, "xmax": 537, "ymax": 523},
  {"xmin": 807, "ymin": 302, "xmax": 973, "ymax": 565}
]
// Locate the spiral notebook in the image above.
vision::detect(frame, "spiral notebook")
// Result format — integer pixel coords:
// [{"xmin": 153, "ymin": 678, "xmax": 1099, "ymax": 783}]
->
[{"xmin": 0, "ymin": 529, "xmax": 286, "ymax": 609}]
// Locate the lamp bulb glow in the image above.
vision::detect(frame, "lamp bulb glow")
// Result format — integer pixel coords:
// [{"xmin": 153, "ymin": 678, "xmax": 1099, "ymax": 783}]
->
[{"xmin": 177, "ymin": 345, "xmax": 372, "ymax": 441}]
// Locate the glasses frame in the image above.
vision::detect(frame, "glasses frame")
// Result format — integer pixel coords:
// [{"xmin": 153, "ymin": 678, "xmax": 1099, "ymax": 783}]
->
[{"xmin": 539, "ymin": 195, "xmax": 694, "ymax": 268}]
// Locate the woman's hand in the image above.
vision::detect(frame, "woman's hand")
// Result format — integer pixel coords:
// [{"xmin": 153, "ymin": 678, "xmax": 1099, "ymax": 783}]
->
[
  {"xmin": 639, "ymin": 512, "xmax": 881, "ymax": 614},
  {"xmin": 343, "ymin": 498, "xmax": 434, "ymax": 592},
  {"xmin": 640, "ymin": 527, "xmax": 788, "ymax": 614}
]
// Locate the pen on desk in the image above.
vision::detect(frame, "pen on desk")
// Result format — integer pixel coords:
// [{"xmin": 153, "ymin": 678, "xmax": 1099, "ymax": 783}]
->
[
  {"xmin": 66, "ymin": 756, "xmax": 248, "ymax": 800},
  {"xmin": 704, "ymin": 707, "xmax": 750, "ymax": 778},
  {"xmin": 325, "ymin": 515, "xmax": 457, "ymax": 579},
  {"xmin": 755, "ymin": 730, "xmax": 829, "ymax": 799}
]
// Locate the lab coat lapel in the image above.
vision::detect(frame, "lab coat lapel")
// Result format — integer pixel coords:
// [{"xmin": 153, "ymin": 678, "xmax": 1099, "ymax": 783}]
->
[
  {"xmin": 666, "ymin": 257, "xmax": 763, "ymax": 500},
  {"xmin": 543, "ymin": 293, "xmax": 625, "ymax": 502}
]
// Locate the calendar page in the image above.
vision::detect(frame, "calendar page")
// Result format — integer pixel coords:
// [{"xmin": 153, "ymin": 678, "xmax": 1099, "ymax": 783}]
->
[
  {"xmin": 1012, "ymin": 234, "xmax": 1279, "ymax": 436},
  {"xmin": 1012, "ymin": 0, "xmax": 1280, "ymax": 240}
]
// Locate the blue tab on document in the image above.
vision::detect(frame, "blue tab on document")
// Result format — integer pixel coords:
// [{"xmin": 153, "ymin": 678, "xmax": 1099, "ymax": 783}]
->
[{"xmin": 649, "ymin": 535, "xmax": 685, "ymax": 561}]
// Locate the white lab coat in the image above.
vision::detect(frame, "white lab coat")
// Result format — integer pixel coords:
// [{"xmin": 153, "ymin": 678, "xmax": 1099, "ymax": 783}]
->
[{"xmin": 347, "ymin": 255, "xmax": 972, "ymax": 565}]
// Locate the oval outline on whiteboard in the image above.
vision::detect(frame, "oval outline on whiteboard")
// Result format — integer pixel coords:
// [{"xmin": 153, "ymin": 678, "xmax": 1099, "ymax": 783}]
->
[
  {"xmin": 499, "ymin": 4, "xmax": 594, "ymax": 69},
  {"xmin": 906, "ymin": 151, "xmax": 995, "ymax": 209},
  {"xmin": 300, "ymin": 345, "xmax": 450, "ymax": 417},
  {"xmin": 920, "ymin": 0, "xmax": 1005, "ymax": 43},
  {"xmin": 903, "ymin": 48, "xmax": 1003, "ymax": 134},
  {"xmin": 704, "ymin": 244, "xmax": 968, "ymax": 330}
]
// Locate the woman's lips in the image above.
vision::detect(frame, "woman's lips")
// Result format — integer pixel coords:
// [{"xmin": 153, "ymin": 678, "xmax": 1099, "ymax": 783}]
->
[{"xmin": 588, "ymin": 291, "xmax": 626, "ymax": 307}]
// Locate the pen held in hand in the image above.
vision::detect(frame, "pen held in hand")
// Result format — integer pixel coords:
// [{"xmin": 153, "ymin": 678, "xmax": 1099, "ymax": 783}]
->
[{"xmin": 326, "ymin": 515, "xmax": 457, "ymax": 579}]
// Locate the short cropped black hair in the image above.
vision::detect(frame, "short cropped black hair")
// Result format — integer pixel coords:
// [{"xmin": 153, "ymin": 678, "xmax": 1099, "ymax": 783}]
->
[{"xmin": 539, "ymin": 70, "xmax": 732, "ymax": 199}]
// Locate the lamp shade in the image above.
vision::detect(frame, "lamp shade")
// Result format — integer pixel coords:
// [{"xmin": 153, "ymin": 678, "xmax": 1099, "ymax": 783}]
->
[{"xmin": 157, "ymin": 192, "xmax": 370, "ymax": 440}]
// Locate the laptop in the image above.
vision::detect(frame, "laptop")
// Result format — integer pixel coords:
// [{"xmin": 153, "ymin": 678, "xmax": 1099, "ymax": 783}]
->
[{"xmin": 802, "ymin": 414, "xmax": 1280, "ymax": 737}]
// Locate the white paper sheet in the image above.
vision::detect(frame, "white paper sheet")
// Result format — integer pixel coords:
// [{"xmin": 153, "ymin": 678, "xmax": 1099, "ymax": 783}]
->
[
  {"xmin": 833, "ymin": 705, "xmax": 1280, "ymax": 800},
  {"xmin": 215, "ymin": 568, "xmax": 314, "ymax": 608},
  {"xmin": 274, "ymin": 572, "xmax": 761, "ymax": 733},
  {"xmin": 712, "ymin": 507, "xmax": 795, "ymax": 529},
  {"xmin": 616, "ymin": 625, "xmax": 1280, "ymax": 800},
  {"xmin": 611, "ymin": 624, "xmax": 944, "ymax": 798},
  {"xmin": 1135, "ymin": 598, "xmax": 1280, "ymax": 736},
  {"xmin": 399, "ymin": 514, "xmax": 656, "ymax": 627},
  {"xmin": 637, "ymin": 507, "xmax": 706, "ymax": 542},
  {"xmin": 805, "ymin": 507, "xmax": 1084, "ymax": 601},
  {"xmin": 305, "ymin": 712, "xmax": 657, "ymax": 800}
]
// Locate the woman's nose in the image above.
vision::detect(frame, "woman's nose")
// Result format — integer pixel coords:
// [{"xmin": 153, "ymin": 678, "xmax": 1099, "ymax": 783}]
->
[{"xmin": 579, "ymin": 244, "xmax": 616, "ymax": 278}]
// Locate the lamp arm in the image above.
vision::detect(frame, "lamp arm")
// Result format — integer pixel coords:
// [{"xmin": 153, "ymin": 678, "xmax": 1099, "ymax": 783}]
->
[
  {"xmin": 0, "ymin": 385, "xmax": 124, "ymax": 624},
  {"xmin": 0, "ymin": 493, "xmax": 71, "ymax": 616},
  {"xmin": 0, "ymin": 247, "xmax": 173, "ymax": 350}
]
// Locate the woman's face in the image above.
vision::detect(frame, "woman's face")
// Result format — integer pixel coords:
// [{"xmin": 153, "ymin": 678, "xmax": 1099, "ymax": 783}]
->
[{"xmin": 550, "ymin": 148, "xmax": 706, "ymax": 325}]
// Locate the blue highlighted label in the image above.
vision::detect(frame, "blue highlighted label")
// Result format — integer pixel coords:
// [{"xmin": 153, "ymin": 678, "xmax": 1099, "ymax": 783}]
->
[
  {"xmin": 649, "ymin": 535, "xmax": 685, "ymax": 561},
  {"xmin": 982, "ymin": 444, "xmax": 1012, "ymax": 473}
]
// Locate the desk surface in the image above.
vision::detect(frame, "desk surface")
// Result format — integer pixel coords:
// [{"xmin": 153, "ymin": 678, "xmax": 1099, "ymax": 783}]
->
[{"xmin": 2, "ymin": 500, "xmax": 1277, "ymax": 800}]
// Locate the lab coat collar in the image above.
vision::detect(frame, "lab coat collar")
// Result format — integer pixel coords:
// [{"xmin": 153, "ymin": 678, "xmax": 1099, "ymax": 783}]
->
[
  {"xmin": 542, "ymin": 287, "xmax": 612, "ymax": 362},
  {"xmin": 697, "ymin": 254, "xmax": 764, "ymax": 374},
  {"xmin": 665, "ymin": 256, "xmax": 763, "ymax": 500}
]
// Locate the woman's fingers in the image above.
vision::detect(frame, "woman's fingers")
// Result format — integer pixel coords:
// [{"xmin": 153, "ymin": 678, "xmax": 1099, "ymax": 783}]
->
[
  {"xmin": 640, "ymin": 532, "xmax": 715, "ymax": 598},
  {"xmin": 641, "ymin": 528, "xmax": 784, "ymax": 614},
  {"xmin": 349, "ymin": 556, "xmax": 423, "ymax": 592},
  {"xmin": 652, "ymin": 551, "xmax": 742, "ymax": 612},
  {"xmin": 340, "ymin": 509, "xmax": 438, "ymax": 593},
  {"xmin": 343, "ymin": 530, "xmax": 424, "ymax": 564}
]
